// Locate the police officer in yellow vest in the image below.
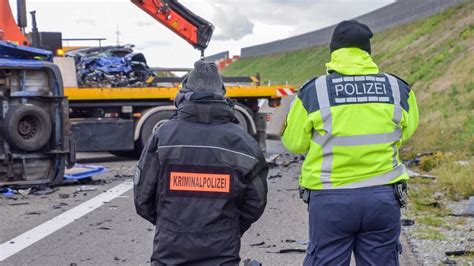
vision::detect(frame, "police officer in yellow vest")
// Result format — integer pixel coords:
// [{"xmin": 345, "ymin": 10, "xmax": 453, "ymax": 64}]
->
[{"xmin": 281, "ymin": 20, "xmax": 419, "ymax": 265}]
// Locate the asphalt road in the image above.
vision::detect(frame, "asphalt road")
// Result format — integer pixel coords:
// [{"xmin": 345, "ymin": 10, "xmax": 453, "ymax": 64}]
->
[{"xmin": 0, "ymin": 140, "xmax": 417, "ymax": 266}]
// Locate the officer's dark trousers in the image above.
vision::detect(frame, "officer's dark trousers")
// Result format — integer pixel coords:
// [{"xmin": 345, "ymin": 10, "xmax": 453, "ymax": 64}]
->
[{"xmin": 303, "ymin": 185, "xmax": 401, "ymax": 266}]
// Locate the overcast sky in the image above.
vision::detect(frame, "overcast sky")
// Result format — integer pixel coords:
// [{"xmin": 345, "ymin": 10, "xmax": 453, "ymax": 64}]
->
[{"xmin": 9, "ymin": 0, "xmax": 394, "ymax": 67}]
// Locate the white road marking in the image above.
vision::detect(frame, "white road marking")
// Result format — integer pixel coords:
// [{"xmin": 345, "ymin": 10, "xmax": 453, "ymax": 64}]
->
[{"xmin": 0, "ymin": 180, "xmax": 133, "ymax": 262}]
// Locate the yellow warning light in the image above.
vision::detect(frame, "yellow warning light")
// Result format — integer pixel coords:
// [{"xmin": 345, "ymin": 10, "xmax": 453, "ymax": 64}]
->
[{"xmin": 56, "ymin": 49, "xmax": 65, "ymax": 56}]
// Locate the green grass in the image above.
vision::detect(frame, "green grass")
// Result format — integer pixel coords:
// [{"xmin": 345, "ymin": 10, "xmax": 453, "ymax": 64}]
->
[
  {"xmin": 224, "ymin": 2, "xmax": 474, "ymax": 200},
  {"xmin": 417, "ymin": 216, "xmax": 446, "ymax": 227},
  {"xmin": 413, "ymin": 227, "xmax": 446, "ymax": 241}
]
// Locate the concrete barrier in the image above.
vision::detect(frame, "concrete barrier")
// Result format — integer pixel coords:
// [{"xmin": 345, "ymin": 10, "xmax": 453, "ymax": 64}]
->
[{"xmin": 241, "ymin": 0, "xmax": 467, "ymax": 58}]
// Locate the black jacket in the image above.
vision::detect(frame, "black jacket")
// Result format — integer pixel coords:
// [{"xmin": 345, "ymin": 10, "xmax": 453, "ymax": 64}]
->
[{"xmin": 134, "ymin": 92, "xmax": 268, "ymax": 265}]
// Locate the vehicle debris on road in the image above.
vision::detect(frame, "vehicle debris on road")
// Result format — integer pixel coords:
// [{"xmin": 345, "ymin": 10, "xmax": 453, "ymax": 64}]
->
[
  {"xmin": 64, "ymin": 164, "xmax": 108, "ymax": 181},
  {"xmin": 269, "ymin": 248, "xmax": 307, "ymax": 254},
  {"xmin": 75, "ymin": 186, "xmax": 98, "ymax": 192},
  {"xmin": 250, "ymin": 241, "xmax": 266, "ymax": 247}
]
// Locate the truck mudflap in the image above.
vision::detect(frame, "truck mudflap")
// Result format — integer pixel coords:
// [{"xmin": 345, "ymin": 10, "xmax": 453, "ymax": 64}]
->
[{"xmin": 0, "ymin": 50, "xmax": 71, "ymax": 187}]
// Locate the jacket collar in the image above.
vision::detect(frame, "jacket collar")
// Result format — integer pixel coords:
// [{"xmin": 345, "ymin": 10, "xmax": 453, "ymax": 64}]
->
[
  {"xmin": 325, "ymin": 48, "xmax": 379, "ymax": 75},
  {"xmin": 174, "ymin": 91, "xmax": 238, "ymax": 124}
]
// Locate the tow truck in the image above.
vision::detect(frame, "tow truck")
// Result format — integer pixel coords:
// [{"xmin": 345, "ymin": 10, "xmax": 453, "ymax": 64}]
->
[{"xmin": 0, "ymin": 0, "xmax": 294, "ymax": 186}]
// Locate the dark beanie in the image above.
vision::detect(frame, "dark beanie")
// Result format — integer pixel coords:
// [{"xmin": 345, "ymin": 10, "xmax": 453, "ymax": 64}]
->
[
  {"xmin": 330, "ymin": 20, "xmax": 373, "ymax": 54},
  {"xmin": 184, "ymin": 60, "xmax": 225, "ymax": 95}
]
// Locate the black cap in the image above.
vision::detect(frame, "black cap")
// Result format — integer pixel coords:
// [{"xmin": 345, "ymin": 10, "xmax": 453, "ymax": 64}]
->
[
  {"xmin": 184, "ymin": 60, "xmax": 225, "ymax": 95},
  {"xmin": 330, "ymin": 20, "xmax": 373, "ymax": 54}
]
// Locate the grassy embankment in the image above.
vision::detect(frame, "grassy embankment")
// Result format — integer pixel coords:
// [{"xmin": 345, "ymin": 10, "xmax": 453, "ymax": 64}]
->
[{"xmin": 225, "ymin": 2, "xmax": 474, "ymax": 237}]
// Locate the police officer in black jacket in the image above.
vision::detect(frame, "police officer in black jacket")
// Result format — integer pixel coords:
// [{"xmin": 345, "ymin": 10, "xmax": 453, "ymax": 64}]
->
[{"xmin": 134, "ymin": 60, "xmax": 268, "ymax": 266}]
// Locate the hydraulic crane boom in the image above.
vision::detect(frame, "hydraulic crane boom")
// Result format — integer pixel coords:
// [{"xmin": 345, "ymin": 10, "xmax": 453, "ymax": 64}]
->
[
  {"xmin": 0, "ymin": 0, "xmax": 30, "ymax": 45},
  {"xmin": 0, "ymin": 0, "xmax": 214, "ymax": 54},
  {"xmin": 131, "ymin": 0, "xmax": 214, "ymax": 55}
]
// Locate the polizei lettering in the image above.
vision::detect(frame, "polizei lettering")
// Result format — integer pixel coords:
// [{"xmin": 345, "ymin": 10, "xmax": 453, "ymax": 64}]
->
[
  {"xmin": 169, "ymin": 172, "xmax": 230, "ymax": 193},
  {"xmin": 334, "ymin": 82, "xmax": 387, "ymax": 96},
  {"xmin": 331, "ymin": 76, "xmax": 391, "ymax": 104}
]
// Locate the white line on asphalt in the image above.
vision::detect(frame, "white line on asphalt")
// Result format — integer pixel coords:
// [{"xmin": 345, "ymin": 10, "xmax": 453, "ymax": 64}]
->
[{"xmin": 0, "ymin": 180, "xmax": 133, "ymax": 262}]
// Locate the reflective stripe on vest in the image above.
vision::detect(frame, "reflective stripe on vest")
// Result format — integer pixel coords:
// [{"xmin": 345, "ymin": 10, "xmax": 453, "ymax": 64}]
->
[{"xmin": 312, "ymin": 74, "xmax": 405, "ymax": 189}]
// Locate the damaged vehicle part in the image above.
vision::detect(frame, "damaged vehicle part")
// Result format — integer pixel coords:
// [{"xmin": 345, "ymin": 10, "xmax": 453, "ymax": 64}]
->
[
  {"xmin": 0, "ymin": 42, "xmax": 74, "ymax": 187},
  {"xmin": 66, "ymin": 45, "xmax": 156, "ymax": 88}
]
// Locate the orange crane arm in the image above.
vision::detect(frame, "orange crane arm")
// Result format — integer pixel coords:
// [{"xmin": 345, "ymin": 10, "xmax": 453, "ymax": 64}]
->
[
  {"xmin": 0, "ymin": 0, "xmax": 213, "ymax": 52},
  {"xmin": 131, "ymin": 0, "xmax": 213, "ymax": 53},
  {"xmin": 0, "ymin": 0, "xmax": 30, "ymax": 45}
]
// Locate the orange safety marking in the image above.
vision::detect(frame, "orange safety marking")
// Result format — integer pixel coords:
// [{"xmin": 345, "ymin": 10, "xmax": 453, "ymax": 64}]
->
[{"xmin": 170, "ymin": 172, "xmax": 230, "ymax": 193}]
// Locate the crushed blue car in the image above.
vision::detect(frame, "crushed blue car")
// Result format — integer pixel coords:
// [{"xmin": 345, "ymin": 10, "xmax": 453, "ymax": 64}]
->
[{"xmin": 66, "ymin": 44, "xmax": 156, "ymax": 88}]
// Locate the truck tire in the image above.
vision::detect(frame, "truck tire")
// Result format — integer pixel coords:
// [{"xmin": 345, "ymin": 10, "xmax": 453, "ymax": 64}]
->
[
  {"xmin": 137, "ymin": 110, "xmax": 174, "ymax": 153},
  {"xmin": 3, "ymin": 105, "xmax": 52, "ymax": 151},
  {"xmin": 234, "ymin": 110, "xmax": 249, "ymax": 132}
]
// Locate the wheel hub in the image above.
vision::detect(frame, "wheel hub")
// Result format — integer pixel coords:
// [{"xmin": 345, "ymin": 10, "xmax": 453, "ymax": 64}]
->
[{"xmin": 17, "ymin": 115, "xmax": 39, "ymax": 140}]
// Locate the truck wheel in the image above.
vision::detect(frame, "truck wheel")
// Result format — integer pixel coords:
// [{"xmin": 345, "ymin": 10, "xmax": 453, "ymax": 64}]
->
[
  {"xmin": 137, "ymin": 111, "xmax": 174, "ymax": 153},
  {"xmin": 3, "ymin": 105, "xmax": 52, "ymax": 151},
  {"xmin": 234, "ymin": 110, "xmax": 249, "ymax": 132}
]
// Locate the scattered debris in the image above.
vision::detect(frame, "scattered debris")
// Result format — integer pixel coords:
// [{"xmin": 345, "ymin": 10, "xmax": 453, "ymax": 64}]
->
[
  {"xmin": 33, "ymin": 186, "xmax": 58, "ymax": 196},
  {"xmin": 268, "ymin": 173, "xmax": 282, "ymax": 179},
  {"xmin": 250, "ymin": 241, "xmax": 265, "ymax": 247},
  {"xmin": 456, "ymin": 160, "xmax": 469, "ymax": 166},
  {"xmin": 66, "ymin": 45, "xmax": 156, "ymax": 88},
  {"xmin": 76, "ymin": 186, "xmax": 98, "ymax": 192},
  {"xmin": 403, "ymin": 152, "xmax": 434, "ymax": 167},
  {"xmin": 113, "ymin": 256, "xmax": 126, "ymax": 262},
  {"xmin": 280, "ymin": 158, "xmax": 299, "ymax": 167},
  {"xmin": 8, "ymin": 202, "xmax": 29, "ymax": 206},
  {"xmin": 296, "ymin": 240, "xmax": 309, "ymax": 245},
  {"xmin": 266, "ymin": 154, "xmax": 281, "ymax": 168},
  {"xmin": 114, "ymin": 173, "xmax": 133, "ymax": 179},
  {"xmin": 1, "ymin": 188, "xmax": 15, "ymax": 198},
  {"xmin": 52, "ymin": 203, "xmax": 69, "ymax": 209},
  {"xmin": 24, "ymin": 211, "xmax": 42, "ymax": 215},
  {"xmin": 445, "ymin": 250, "xmax": 474, "ymax": 256},
  {"xmin": 18, "ymin": 188, "xmax": 32, "ymax": 196},
  {"xmin": 243, "ymin": 259, "xmax": 262, "ymax": 266},
  {"xmin": 401, "ymin": 219, "xmax": 415, "ymax": 226},
  {"xmin": 282, "ymin": 239, "xmax": 308, "ymax": 245},
  {"xmin": 260, "ymin": 244, "xmax": 276, "ymax": 248},
  {"xmin": 64, "ymin": 164, "xmax": 108, "ymax": 181},
  {"xmin": 59, "ymin": 193, "xmax": 70, "ymax": 199},
  {"xmin": 269, "ymin": 248, "xmax": 306, "ymax": 254}
]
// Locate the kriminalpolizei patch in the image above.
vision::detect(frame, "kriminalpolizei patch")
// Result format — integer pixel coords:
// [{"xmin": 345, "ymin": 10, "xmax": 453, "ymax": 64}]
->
[
  {"xmin": 166, "ymin": 164, "xmax": 233, "ymax": 198},
  {"xmin": 170, "ymin": 172, "xmax": 230, "ymax": 193}
]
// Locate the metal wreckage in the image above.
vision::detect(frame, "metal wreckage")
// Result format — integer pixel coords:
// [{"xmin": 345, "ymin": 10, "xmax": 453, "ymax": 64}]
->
[{"xmin": 67, "ymin": 45, "xmax": 156, "ymax": 88}]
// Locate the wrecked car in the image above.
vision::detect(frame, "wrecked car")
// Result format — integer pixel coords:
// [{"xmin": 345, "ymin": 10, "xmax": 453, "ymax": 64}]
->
[
  {"xmin": 0, "ymin": 42, "xmax": 74, "ymax": 186},
  {"xmin": 66, "ymin": 45, "xmax": 156, "ymax": 88}
]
